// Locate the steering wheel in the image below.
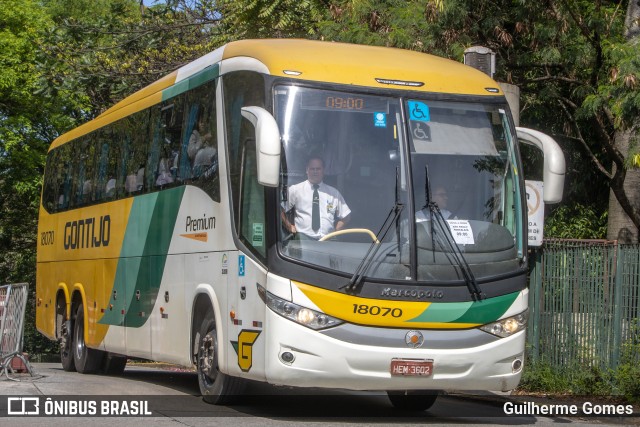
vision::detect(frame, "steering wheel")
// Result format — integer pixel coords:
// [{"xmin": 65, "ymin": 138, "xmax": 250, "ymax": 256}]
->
[{"xmin": 319, "ymin": 228, "xmax": 379, "ymax": 243}]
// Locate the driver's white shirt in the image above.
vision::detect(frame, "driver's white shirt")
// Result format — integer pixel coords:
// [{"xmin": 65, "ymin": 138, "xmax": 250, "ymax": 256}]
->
[{"xmin": 285, "ymin": 180, "xmax": 351, "ymax": 239}]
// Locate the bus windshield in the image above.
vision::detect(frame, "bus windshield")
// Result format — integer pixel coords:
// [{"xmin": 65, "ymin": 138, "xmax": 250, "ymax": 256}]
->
[{"xmin": 275, "ymin": 85, "xmax": 523, "ymax": 284}]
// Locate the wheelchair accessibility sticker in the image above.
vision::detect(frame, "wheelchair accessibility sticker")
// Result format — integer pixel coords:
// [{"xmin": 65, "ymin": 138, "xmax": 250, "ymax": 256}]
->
[
  {"xmin": 408, "ymin": 101, "xmax": 430, "ymax": 122},
  {"xmin": 411, "ymin": 122, "xmax": 431, "ymax": 141},
  {"xmin": 238, "ymin": 255, "xmax": 245, "ymax": 276}
]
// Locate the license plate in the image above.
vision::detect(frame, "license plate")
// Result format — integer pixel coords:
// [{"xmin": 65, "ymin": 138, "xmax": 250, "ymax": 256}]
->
[{"xmin": 390, "ymin": 359, "xmax": 434, "ymax": 377}]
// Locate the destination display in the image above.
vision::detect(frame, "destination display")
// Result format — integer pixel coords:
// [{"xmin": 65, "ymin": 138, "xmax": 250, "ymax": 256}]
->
[{"xmin": 300, "ymin": 90, "xmax": 389, "ymax": 113}]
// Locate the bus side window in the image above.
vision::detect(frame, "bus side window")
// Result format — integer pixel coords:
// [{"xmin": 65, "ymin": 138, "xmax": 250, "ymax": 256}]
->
[
  {"xmin": 58, "ymin": 146, "xmax": 73, "ymax": 210},
  {"xmin": 73, "ymin": 137, "xmax": 96, "ymax": 207},
  {"xmin": 146, "ymin": 106, "xmax": 163, "ymax": 190},
  {"xmin": 42, "ymin": 149, "xmax": 60, "ymax": 212},
  {"xmin": 239, "ymin": 138, "xmax": 266, "ymax": 258},
  {"xmin": 123, "ymin": 111, "xmax": 149, "ymax": 195},
  {"xmin": 94, "ymin": 131, "xmax": 111, "ymax": 201},
  {"xmin": 186, "ymin": 79, "xmax": 219, "ymax": 201}
]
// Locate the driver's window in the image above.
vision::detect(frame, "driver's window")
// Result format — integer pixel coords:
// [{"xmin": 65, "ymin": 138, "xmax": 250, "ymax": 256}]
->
[{"xmin": 239, "ymin": 140, "xmax": 266, "ymax": 258}]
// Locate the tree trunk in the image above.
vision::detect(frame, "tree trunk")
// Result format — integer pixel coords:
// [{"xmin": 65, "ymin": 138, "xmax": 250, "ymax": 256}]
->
[
  {"xmin": 607, "ymin": 130, "xmax": 640, "ymax": 242},
  {"xmin": 606, "ymin": 1, "xmax": 640, "ymax": 242},
  {"xmin": 625, "ymin": 0, "xmax": 640, "ymax": 39}
]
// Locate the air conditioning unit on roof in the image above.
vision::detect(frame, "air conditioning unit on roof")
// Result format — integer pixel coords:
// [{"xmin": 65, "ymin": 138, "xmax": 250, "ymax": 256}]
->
[{"xmin": 463, "ymin": 46, "xmax": 496, "ymax": 78}]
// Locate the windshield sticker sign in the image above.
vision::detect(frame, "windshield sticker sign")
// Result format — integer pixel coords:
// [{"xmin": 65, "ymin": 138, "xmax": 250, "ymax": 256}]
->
[
  {"xmin": 408, "ymin": 101, "xmax": 430, "ymax": 122},
  {"xmin": 252, "ymin": 223, "xmax": 264, "ymax": 247},
  {"xmin": 374, "ymin": 112, "xmax": 387, "ymax": 127},
  {"xmin": 446, "ymin": 220, "xmax": 475, "ymax": 245},
  {"xmin": 411, "ymin": 122, "xmax": 431, "ymax": 141}
]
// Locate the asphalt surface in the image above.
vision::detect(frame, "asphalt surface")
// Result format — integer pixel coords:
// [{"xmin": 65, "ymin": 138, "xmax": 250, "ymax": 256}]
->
[{"xmin": 0, "ymin": 363, "xmax": 638, "ymax": 426}]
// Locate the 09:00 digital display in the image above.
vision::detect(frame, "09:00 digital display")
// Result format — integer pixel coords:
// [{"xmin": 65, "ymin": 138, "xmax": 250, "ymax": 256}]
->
[
  {"xmin": 326, "ymin": 96, "xmax": 365, "ymax": 110},
  {"xmin": 299, "ymin": 89, "xmax": 389, "ymax": 113}
]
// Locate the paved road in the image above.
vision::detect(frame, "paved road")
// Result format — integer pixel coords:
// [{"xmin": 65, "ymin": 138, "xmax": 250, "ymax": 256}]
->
[{"xmin": 1, "ymin": 363, "xmax": 637, "ymax": 426}]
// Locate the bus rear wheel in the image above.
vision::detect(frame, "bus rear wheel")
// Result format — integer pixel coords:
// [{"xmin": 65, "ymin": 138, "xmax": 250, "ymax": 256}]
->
[
  {"xmin": 73, "ymin": 303, "xmax": 103, "ymax": 374},
  {"xmin": 197, "ymin": 314, "xmax": 245, "ymax": 404},
  {"xmin": 59, "ymin": 310, "xmax": 75, "ymax": 372},
  {"xmin": 387, "ymin": 390, "xmax": 439, "ymax": 411}
]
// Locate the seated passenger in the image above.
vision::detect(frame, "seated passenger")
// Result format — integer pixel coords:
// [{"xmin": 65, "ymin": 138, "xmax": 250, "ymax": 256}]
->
[
  {"xmin": 416, "ymin": 185, "xmax": 456, "ymax": 221},
  {"xmin": 193, "ymin": 145, "xmax": 217, "ymax": 178},
  {"xmin": 156, "ymin": 145, "xmax": 175, "ymax": 187},
  {"xmin": 105, "ymin": 178, "xmax": 116, "ymax": 198},
  {"xmin": 188, "ymin": 114, "xmax": 213, "ymax": 162}
]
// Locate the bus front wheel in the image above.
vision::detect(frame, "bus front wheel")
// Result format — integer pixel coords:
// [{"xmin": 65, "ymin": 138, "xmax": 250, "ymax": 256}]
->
[
  {"xmin": 73, "ymin": 303, "xmax": 104, "ymax": 374},
  {"xmin": 387, "ymin": 390, "xmax": 439, "ymax": 411},
  {"xmin": 197, "ymin": 313, "xmax": 245, "ymax": 404}
]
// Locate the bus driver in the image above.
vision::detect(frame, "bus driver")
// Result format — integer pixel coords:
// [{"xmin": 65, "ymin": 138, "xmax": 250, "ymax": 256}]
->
[{"xmin": 282, "ymin": 157, "xmax": 351, "ymax": 240}]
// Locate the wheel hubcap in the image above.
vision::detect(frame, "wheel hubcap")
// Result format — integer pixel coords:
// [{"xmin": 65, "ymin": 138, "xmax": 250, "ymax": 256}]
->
[
  {"xmin": 199, "ymin": 332, "xmax": 217, "ymax": 384},
  {"xmin": 75, "ymin": 320, "xmax": 84, "ymax": 360}
]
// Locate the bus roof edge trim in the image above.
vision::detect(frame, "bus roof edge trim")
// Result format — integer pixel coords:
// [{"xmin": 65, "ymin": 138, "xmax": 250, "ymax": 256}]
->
[
  {"xmin": 175, "ymin": 44, "xmax": 225, "ymax": 83},
  {"xmin": 219, "ymin": 57, "xmax": 269, "ymax": 76}
]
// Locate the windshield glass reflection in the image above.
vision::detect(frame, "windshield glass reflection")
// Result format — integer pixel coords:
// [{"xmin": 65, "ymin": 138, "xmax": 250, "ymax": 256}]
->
[{"xmin": 275, "ymin": 85, "xmax": 523, "ymax": 284}]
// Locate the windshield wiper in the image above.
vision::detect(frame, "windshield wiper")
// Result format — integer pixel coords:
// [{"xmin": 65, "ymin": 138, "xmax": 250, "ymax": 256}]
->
[
  {"xmin": 424, "ymin": 166, "xmax": 484, "ymax": 301},
  {"xmin": 341, "ymin": 168, "xmax": 404, "ymax": 294}
]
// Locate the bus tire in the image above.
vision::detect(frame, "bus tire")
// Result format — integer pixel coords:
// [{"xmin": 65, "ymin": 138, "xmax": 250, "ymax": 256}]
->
[
  {"xmin": 102, "ymin": 353, "xmax": 127, "ymax": 375},
  {"xmin": 73, "ymin": 303, "xmax": 104, "ymax": 374},
  {"xmin": 59, "ymin": 310, "xmax": 76, "ymax": 372},
  {"xmin": 387, "ymin": 390, "xmax": 439, "ymax": 411},
  {"xmin": 197, "ymin": 313, "xmax": 245, "ymax": 404}
]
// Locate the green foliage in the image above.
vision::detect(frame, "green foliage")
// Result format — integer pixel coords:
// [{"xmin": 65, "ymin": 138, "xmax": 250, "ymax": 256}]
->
[
  {"xmin": 217, "ymin": 0, "xmax": 325, "ymax": 39},
  {"xmin": 519, "ymin": 360, "xmax": 572, "ymax": 393},
  {"xmin": 520, "ymin": 360, "xmax": 640, "ymax": 403},
  {"xmin": 522, "ymin": 325, "xmax": 640, "ymax": 402},
  {"xmin": 545, "ymin": 204, "xmax": 608, "ymax": 239}
]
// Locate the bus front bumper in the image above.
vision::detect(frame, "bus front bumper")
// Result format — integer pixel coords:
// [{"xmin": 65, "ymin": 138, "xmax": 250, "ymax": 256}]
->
[{"xmin": 264, "ymin": 310, "xmax": 524, "ymax": 392}]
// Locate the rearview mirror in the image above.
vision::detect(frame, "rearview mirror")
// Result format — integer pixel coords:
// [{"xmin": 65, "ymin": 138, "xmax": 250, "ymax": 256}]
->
[
  {"xmin": 241, "ymin": 106, "xmax": 281, "ymax": 187},
  {"xmin": 516, "ymin": 127, "xmax": 566, "ymax": 203}
]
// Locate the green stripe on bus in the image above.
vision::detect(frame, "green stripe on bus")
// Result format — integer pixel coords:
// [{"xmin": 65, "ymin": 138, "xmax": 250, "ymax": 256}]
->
[
  {"xmin": 99, "ymin": 193, "xmax": 159, "ymax": 326},
  {"xmin": 98, "ymin": 187, "xmax": 185, "ymax": 327},
  {"xmin": 161, "ymin": 64, "xmax": 220, "ymax": 101},
  {"xmin": 408, "ymin": 292, "xmax": 519, "ymax": 325},
  {"xmin": 124, "ymin": 186, "xmax": 185, "ymax": 327}
]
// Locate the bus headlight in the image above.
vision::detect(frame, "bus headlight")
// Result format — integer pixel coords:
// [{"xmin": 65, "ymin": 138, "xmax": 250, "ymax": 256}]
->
[
  {"xmin": 257, "ymin": 284, "xmax": 344, "ymax": 330},
  {"xmin": 479, "ymin": 310, "xmax": 528, "ymax": 338}
]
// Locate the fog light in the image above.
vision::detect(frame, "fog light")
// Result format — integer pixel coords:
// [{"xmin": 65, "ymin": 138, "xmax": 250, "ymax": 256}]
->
[
  {"xmin": 512, "ymin": 358, "xmax": 522, "ymax": 373},
  {"xmin": 280, "ymin": 351, "xmax": 295, "ymax": 364}
]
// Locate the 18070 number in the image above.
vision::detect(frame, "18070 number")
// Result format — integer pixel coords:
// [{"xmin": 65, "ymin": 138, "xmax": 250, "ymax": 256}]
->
[{"xmin": 352, "ymin": 304, "xmax": 402, "ymax": 317}]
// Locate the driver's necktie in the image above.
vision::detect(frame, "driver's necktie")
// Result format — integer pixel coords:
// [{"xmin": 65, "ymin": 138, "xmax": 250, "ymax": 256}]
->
[{"xmin": 312, "ymin": 184, "xmax": 320, "ymax": 232}]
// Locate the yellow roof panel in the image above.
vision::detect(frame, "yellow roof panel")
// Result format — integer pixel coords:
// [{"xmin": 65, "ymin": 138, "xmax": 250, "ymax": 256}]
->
[{"xmin": 222, "ymin": 39, "xmax": 502, "ymax": 96}]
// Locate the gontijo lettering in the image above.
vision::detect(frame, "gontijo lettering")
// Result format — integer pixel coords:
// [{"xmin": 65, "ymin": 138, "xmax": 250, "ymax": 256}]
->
[{"xmin": 63, "ymin": 215, "xmax": 111, "ymax": 250}]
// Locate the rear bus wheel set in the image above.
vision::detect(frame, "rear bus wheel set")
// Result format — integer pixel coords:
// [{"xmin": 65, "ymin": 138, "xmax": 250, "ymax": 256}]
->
[
  {"xmin": 58, "ymin": 301, "xmax": 127, "ymax": 375},
  {"xmin": 73, "ymin": 303, "xmax": 103, "ymax": 374}
]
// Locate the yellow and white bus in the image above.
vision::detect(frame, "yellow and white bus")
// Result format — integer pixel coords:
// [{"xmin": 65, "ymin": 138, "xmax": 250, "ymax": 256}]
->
[{"xmin": 36, "ymin": 39, "xmax": 565, "ymax": 410}]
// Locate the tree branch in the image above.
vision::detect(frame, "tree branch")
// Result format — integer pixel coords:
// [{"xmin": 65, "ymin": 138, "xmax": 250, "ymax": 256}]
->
[
  {"xmin": 528, "ymin": 75, "xmax": 582, "ymax": 85},
  {"xmin": 557, "ymin": 99, "xmax": 613, "ymax": 179}
]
